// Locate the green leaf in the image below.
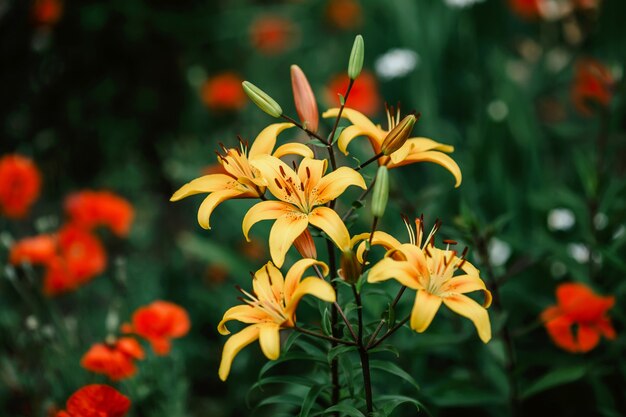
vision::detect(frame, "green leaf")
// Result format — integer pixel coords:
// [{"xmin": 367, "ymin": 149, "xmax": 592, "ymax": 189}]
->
[
  {"xmin": 370, "ymin": 360, "xmax": 419, "ymax": 391},
  {"xmin": 331, "ymin": 126, "xmax": 346, "ymax": 145},
  {"xmin": 299, "ymin": 384, "xmax": 328, "ymax": 417},
  {"xmin": 378, "ymin": 394, "xmax": 423, "ymax": 416},
  {"xmin": 316, "ymin": 404, "xmax": 366, "ymax": 417},
  {"xmin": 255, "ymin": 393, "xmax": 304, "ymax": 410},
  {"xmin": 259, "ymin": 352, "xmax": 327, "ymax": 378},
  {"xmin": 521, "ymin": 365, "xmax": 587, "ymax": 399},
  {"xmin": 328, "ymin": 344, "xmax": 357, "ymax": 364},
  {"xmin": 321, "ymin": 307, "xmax": 332, "ymax": 336},
  {"xmin": 308, "ymin": 138, "xmax": 329, "ymax": 148}
]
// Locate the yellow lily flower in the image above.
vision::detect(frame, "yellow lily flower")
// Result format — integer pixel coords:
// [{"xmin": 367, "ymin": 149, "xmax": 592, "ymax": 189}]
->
[
  {"xmin": 322, "ymin": 107, "xmax": 462, "ymax": 187},
  {"xmin": 217, "ymin": 259, "xmax": 335, "ymax": 381},
  {"xmin": 243, "ymin": 156, "xmax": 366, "ymax": 267},
  {"xmin": 364, "ymin": 218, "xmax": 492, "ymax": 343},
  {"xmin": 170, "ymin": 123, "xmax": 313, "ymax": 229}
]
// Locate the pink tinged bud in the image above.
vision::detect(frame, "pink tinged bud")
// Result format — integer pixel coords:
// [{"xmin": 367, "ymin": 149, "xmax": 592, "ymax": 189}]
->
[
  {"xmin": 290, "ymin": 65, "xmax": 319, "ymax": 132},
  {"xmin": 293, "ymin": 228, "xmax": 317, "ymax": 259}
]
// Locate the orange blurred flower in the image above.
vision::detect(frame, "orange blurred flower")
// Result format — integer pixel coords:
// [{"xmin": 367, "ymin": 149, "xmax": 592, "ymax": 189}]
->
[
  {"xmin": 541, "ymin": 283, "xmax": 616, "ymax": 353},
  {"xmin": 9, "ymin": 234, "xmax": 56, "ymax": 265},
  {"xmin": 124, "ymin": 301, "xmax": 190, "ymax": 355},
  {"xmin": 56, "ymin": 224, "xmax": 107, "ymax": 285},
  {"xmin": 250, "ymin": 16, "xmax": 297, "ymax": 55},
  {"xmin": 32, "ymin": 0, "xmax": 63, "ymax": 28},
  {"xmin": 571, "ymin": 58, "xmax": 614, "ymax": 116},
  {"xmin": 326, "ymin": 0, "xmax": 363, "ymax": 30},
  {"xmin": 508, "ymin": 0, "xmax": 542, "ymax": 19},
  {"xmin": 325, "ymin": 70, "xmax": 381, "ymax": 117},
  {"xmin": 65, "ymin": 191, "xmax": 134, "ymax": 237},
  {"xmin": 56, "ymin": 384, "xmax": 130, "ymax": 417},
  {"xmin": 81, "ymin": 338, "xmax": 145, "ymax": 381},
  {"xmin": 0, "ymin": 154, "xmax": 42, "ymax": 219},
  {"xmin": 200, "ymin": 72, "xmax": 247, "ymax": 111}
]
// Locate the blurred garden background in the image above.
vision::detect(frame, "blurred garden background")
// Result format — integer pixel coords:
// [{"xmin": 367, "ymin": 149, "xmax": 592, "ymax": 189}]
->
[{"xmin": 1, "ymin": 0, "xmax": 626, "ymax": 416}]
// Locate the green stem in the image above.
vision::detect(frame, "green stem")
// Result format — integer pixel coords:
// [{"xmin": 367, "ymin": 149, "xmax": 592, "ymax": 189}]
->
[{"xmin": 293, "ymin": 326, "xmax": 356, "ymax": 346}]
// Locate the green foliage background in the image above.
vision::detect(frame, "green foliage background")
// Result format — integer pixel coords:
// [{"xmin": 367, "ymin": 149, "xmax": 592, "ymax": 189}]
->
[{"xmin": 1, "ymin": 0, "xmax": 625, "ymax": 416}]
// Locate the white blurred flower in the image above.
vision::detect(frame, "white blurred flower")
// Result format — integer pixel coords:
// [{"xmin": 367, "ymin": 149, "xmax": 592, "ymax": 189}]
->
[
  {"xmin": 489, "ymin": 238, "xmax": 512, "ymax": 267},
  {"xmin": 547, "ymin": 208, "xmax": 575, "ymax": 231},
  {"xmin": 374, "ymin": 49, "xmax": 419, "ymax": 80},
  {"xmin": 614, "ymin": 225, "xmax": 625, "ymax": 240},
  {"xmin": 443, "ymin": 0, "xmax": 485, "ymax": 8},
  {"xmin": 487, "ymin": 100, "xmax": 508, "ymax": 122},
  {"xmin": 25, "ymin": 316, "xmax": 39, "ymax": 331},
  {"xmin": 567, "ymin": 243, "xmax": 589, "ymax": 264},
  {"xmin": 593, "ymin": 213, "xmax": 608, "ymax": 231}
]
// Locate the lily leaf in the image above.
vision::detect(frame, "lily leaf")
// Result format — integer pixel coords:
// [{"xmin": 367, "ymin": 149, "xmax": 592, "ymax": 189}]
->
[{"xmin": 521, "ymin": 365, "xmax": 587, "ymax": 399}]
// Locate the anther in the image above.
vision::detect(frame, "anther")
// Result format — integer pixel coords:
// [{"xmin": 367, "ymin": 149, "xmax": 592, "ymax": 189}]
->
[
  {"xmin": 443, "ymin": 239, "xmax": 457, "ymax": 245},
  {"xmin": 279, "ymin": 166, "xmax": 286, "ymax": 177},
  {"xmin": 274, "ymin": 178, "xmax": 283, "ymax": 189},
  {"xmin": 306, "ymin": 166, "xmax": 311, "ymax": 179}
]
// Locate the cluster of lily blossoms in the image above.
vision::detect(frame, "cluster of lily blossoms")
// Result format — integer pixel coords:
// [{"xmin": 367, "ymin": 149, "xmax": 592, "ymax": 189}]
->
[{"xmin": 172, "ymin": 35, "xmax": 492, "ymax": 412}]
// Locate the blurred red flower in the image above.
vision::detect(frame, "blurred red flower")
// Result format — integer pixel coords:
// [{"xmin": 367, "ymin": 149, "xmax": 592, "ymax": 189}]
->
[
  {"xmin": 326, "ymin": 0, "xmax": 363, "ymax": 30},
  {"xmin": 56, "ymin": 384, "xmax": 130, "ymax": 417},
  {"xmin": 81, "ymin": 338, "xmax": 145, "ymax": 381},
  {"xmin": 32, "ymin": 0, "xmax": 63, "ymax": 28},
  {"xmin": 9, "ymin": 234, "xmax": 56, "ymax": 265},
  {"xmin": 250, "ymin": 16, "xmax": 297, "ymax": 55},
  {"xmin": 325, "ymin": 70, "xmax": 381, "ymax": 117},
  {"xmin": 65, "ymin": 191, "xmax": 134, "ymax": 237},
  {"xmin": 508, "ymin": 0, "xmax": 542, "ymax": 19},
  {"xmin": 571, "ymin": 58, "xmax": 614, "ymax": 116},
  {"xmin": 541, "ymin": 283, "xmax": 616, "ymax": 353},
  {"xmin": 124, "ymin": 301, "xmax": 190, "ymax": 355},
  {"xmin": 0, "ymin": 154, "xmax": 42, "ymax": 219},
  {"xmin": 201, "ymin": 72, "xmax": 247, "ymax": 111}
]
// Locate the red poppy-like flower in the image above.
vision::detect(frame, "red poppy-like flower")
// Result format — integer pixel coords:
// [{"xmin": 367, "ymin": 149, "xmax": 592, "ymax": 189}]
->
[
  {"xmin": 65, "ymin": 191, "xmax": 134, "ymax": 237},
  {"xmin": 9, "ymin": 234, "xmax": 56, "ymax": 265},
  {"xmin": 56, "ymin": 384, "xmax": 130, "ymax": 417},
  {"xmin": 32, "ymin": 0, "xmax": 63, "ymax": 28},
  {"xmin": 249, "ymin": 16, "xmax": 297, "ymax": 55},
  {"xmin": 0, "ymin": 154, "xmax": 42, "ymax": 219},
  {"xmin": 81, "ymin": 338, "xmax": 145, "ymax": 381},
  {"xmin": 571, "ymin": 58, "xmax": 614, "ymax": 116},
  {"xmin": 541, "ymin": 283, "xmax": 616, "ymax": 353},
  {"xmin": 325, "ymin": 70, "xmax": 381, "ymax": 117},
  {"xmin": 509, "ymin": 0, "xmax": 542, "ymax": 19},
  {"xmin": 326, "ymin": 0, "xmax": 363, "ymax": 30},
  {"xmin": 124, "ymin": 301, "xmax": 190, "ymax": 355},
  {"xmin": 200, "ymin": 72, "xmax": 247, "ymax": 111},
  {"xmin": 43, "ymin": 225, "xmax": 107, "ymax": 296}
]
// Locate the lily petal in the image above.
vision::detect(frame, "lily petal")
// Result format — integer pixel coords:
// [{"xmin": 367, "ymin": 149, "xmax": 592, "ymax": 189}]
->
[
  {"xmin": 354, "ymin": 231, "xmax": 402, "ymax": 263},
  {"xmin": 272, "ymin": 143, "xmax": 314, "ymax": 159},
  {"xmin": 285, "ymin": 277, "xmax": 336, "ymax": 318},
  {"xmin": 441, "ymin": 274, "xmax": 492, "ymax": 307},
  {"xmin": 367, "ymin": 258, "xmax": 424, "ymax": 290},
  {"xmin": 242, "ymin": 201, "xmax": 294, "ymax": 241},
  {"xmin": 405, "ymin": 137, "xmax": 454, "ymax": 154},
  {"xmin": 314, "ymin": 167, "xmax": 366, "ymax": 205},
  {"xmin": 170, "ymin": 174, "xmax": 236, "ymax": 201},
  {"xmin": 322, "ymin": 108, "xmax": 382, "ymax": 137},
  {"xmin": 268, "ymin": 213, "xmax": 309, "ymax": 268},
  {"xmin": 308, "ymin": 207, "xmax": 351, "ymax": 251},
  {"xmin": 390, "ymin": 151, "xmax": 462, "ymax": 188},
  {"xmin": 218, "ymin": 324, "xmax": 261, "ymax": 381},
  {"xmin": 297, "ymin": 157, "xmax": 327, "ymax": 186},
  {"xmin": 253, "ymin": 261, "xmax": 285, "ymax": 303},
  {"xmin": 218, "ymin": 305, "xmax": 266, "ymax": 335},
  {"xmin": 259, "ymin": 324, "xmax": 282, "ymax": 360},
  {"xmin": 336, "ymin": 125, "xmax": 383, "ymax": 156},
  {"xmin": 443, "ymin": 294, "xmax": 492, "ymax": 343},
  {"xmin": 284, "ymin": 258, "xmax": 329, "ymax": 301},
  {"xmin": 249, "ymin": 123, "xmax": 295, "ymax": 157},
  {"xmin": 198, "ymin": 189, "xmax": 245, "ymax": 229},
  {"xmin": 251, "ymin": 155, "xmax": 300, "ymax": 203},
  {"xmin": 410, "ymin": 290, "xmax": 443, "ymax": 332}
]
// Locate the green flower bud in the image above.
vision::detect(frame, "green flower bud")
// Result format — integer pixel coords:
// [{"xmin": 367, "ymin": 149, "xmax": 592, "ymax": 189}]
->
[
  {"xmin": 371, "ymin": 166, "xmax": 389, "ymax": 218},
  {"xmin": 242, "ymin": 81, "xmax": 283, "ymax": 118},
  {"xmin": 340, "ymin": 250, "xmax": 361, "ymax": 284},
  {"xmin": 348, "ymin": 35, "xmax": 364, "ymax": 80},
  {"xmin": 381, "ymin": 114, "xmax": 416, "ymax": 155}
]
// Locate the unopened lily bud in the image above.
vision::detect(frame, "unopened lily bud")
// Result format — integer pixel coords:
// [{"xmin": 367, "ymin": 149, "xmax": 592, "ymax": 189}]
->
[
  {"xmin": 371, "ymin": 166, "xmax": 389, "ymax": 218},
  {"xmin": 340, "ymin": 250, "xmax": 361, "ymax": 284},
  {"xmin": 242, "ymin": 81, "xmax": 283, "ymax": 118},
  {"xmin": 348, "ymin": 35, "xmax": 364, "ymax": 80},
  {"xmin": 293, "ymin": 229, "xmax": 317, "ymax": 259},
  {"xmin": 381, "ymin": 114, "xmax": 416, "ymax": 155},
  {"xmin": 291, "ymin": 65, "xmax": 319, "ymax": 132}
]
